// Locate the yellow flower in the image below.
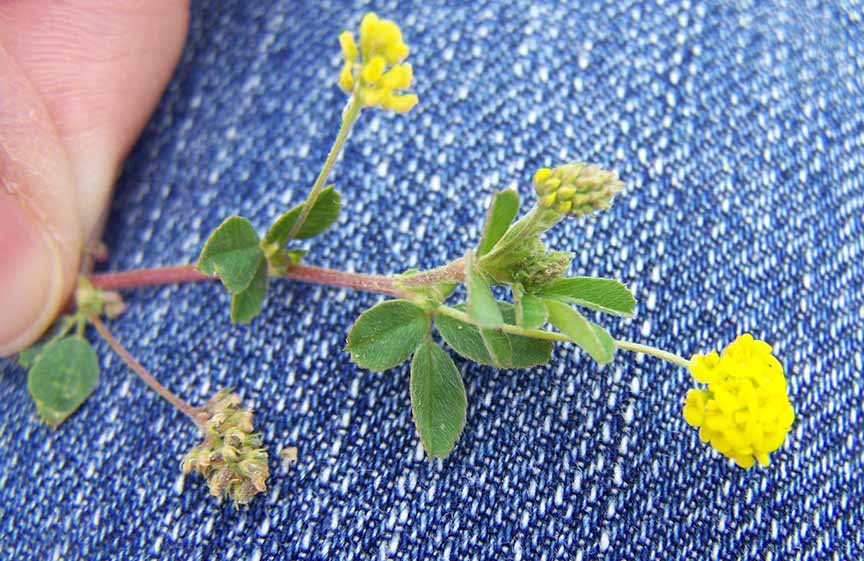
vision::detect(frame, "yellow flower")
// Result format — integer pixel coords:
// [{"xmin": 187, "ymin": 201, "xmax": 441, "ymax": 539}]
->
[
  {"xmin": 338, "ymin": 13, "xmax": 418, "ymax": 113},
  {"xmin": 683, "ymin": 334, "xmax": 795, "ymax": 469},
  {"xmin": 533, "ymin": 163, "xmax": 624, "ymax": 216}
]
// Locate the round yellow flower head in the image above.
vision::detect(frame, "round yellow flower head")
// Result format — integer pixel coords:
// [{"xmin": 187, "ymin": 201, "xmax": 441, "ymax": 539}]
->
[
  {"xmin": 338, "ymin": 13, "xmax": 418, "ymax": 113},
  {"xmin": 533, "ymin": 163, "xmax": 624, "ymax": 216},
  {"xmin": 683, "ymin": 334, "xmax": 795, "ymax": 469}
]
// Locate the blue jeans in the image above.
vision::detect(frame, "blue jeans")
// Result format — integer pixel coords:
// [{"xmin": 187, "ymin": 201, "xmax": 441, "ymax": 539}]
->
[{"xmin": 2, "ymin": 1, "xmax": 862, "ymax": 559}]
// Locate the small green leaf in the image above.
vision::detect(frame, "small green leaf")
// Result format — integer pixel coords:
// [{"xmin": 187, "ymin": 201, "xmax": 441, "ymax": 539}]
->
[
  {"xmin": 18, "ymin": 343, "xmax": 47, "ymax": 368},
  {"xmin": 537, "ymin": 277, "xmax": 637, "ymax": 317},
  {"xmin": 465, "ymin": 252, "xmax": 502, "ymax": 327},
  {"xmin": 284, "ymin": 249, "xmax": 307, "ymax": 265},
  {"xmin": 410, "ymin": 341, "xmax": 467, "ymax": 458},
  {"xmin": 230, "ymin": 258, "xmax": 269, "ymax": 323},
  {"xmin": 197, "ymin": 216, "xmax": 265, "ymax": 294},
  {"xmin": 591, "ymin": 323, "xmax": 616, "ymax": 364},
  {"xmin": 480, "ymin": 328, "xmax": 513, "ymax": 366},
  {"xmin": 518, "ymin": 294, "xmax": 548, "ymax": 329},
  {"xmin": 27, "ymin": 336, "xmax": 100, "ymax": 428},
  {"xmin": 435, "ymin": 303, "xmax": 553, "ymax": 369},
  {"xmin": 545, "ymin": 299, "xmax": 615, "ymax": 365},
  {"xmin": 477, "ymin": 189, "xmax": 520, "ymax": 256},
  {"xmin": 347, "ymin": 300, "xmax": 431, "ymax": 371},
  {"xmin": 264, "ymin": 185, "xmax": 341, "ymax": 247}
]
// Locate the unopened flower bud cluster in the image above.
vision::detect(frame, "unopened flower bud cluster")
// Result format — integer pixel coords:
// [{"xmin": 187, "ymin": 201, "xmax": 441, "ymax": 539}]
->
[{"xmin": 533, "ymin": 163, "xmax": 624, "ymax": 216}]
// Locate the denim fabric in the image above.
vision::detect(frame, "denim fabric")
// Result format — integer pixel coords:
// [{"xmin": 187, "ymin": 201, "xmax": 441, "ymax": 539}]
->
[{"xmin": 2, "ymin": 0, "xmax": 863, "ymax": 559}]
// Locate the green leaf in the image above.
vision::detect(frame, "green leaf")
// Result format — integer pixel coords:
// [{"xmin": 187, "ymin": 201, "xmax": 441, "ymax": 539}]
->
[
  {"xmin": 230, "ymin": 257, "xmax": 269, "ymax": 323},
  {"xmin": 264, "ymin": 185, "xmax": 341, "ymax": 246},
  {"xmin": 197, "ymin": 216, "xmax": 265, "ymax": 293},
  {"xmin": 477, "ymin": 189, "xmax": 520, "ymax": 256},
  {"xmin": 480, "ymin": 328, "xmax": 514, "ymax": 366},
  {"xmin": 435, "ymin": 303, "xmax": 553, "ymax": 369},
  {"xmin": 346, "ymin": 300, "xmax": 431, "ymax": 371},
  {"xmin": 18, "ymin": 343, "xmax": 47, "ymax": 368},
  {"xmin": 465, "ymin": 252, "xmax": 502, "ymax": 327},
  {"xmin": 410, "ymin": 341, "xmax": 467, "ymax": 458},
  {"xmin": 518, "ymin": 294, "xmax": 548, "ymax": 329},
  {"xmin": 537, "ymin": 277, "xmax": 636, "ymax": 317},
  {"xmin": 27, "ymin": 336, "xmax": 100, "ymax": 428},
  {"xmin": 544, "ymin": 299, "xmax": 615, "ymax": 365}
]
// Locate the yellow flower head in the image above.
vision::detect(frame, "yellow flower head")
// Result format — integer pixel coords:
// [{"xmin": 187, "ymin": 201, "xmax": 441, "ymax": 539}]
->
[
  {"xmin": 683, "ymin": 334, "xmax": 795, "ymax": 469},
  {"xmin": 533, "ymin": 163, "xmax": 624, "ymax": 216},
  {"xmin": 338, "ymin": 13, "xmax": 418, "ymax": 113}
]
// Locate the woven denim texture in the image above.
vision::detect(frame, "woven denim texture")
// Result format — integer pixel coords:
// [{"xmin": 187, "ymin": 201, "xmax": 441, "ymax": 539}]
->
[{"xmin": 2, "ymin": 0, "xmax": 863, "ymax": 559}]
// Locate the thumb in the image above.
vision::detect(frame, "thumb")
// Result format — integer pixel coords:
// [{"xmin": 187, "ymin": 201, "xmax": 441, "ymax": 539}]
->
[{"xmin": 0, "ymin": 1, "xmax": 190, "ymax": 356}]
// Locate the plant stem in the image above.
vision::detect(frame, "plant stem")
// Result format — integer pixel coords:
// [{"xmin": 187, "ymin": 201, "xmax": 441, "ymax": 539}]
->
[
  {"xmin": 436, "ymin": 305, "xmax": 570, "ymax": 341},
  {"xmin": 89, "ymin": 265, "xmax": 212, "ymax": 289},
  {"xmin": 89, "ymin": 316, "xmax": 202, "ymax": 426},
  {"xmin": 436, "ymin": 305, "xmax": 691, "ymax": 369},
  {"xmin": 398, "ymin": 258, "xmax": 465, "ymax": 288},
  {"xmin": 280, "ymin": 264, "xmax": 399, "ymax": 295},
  {"xmin": 613, "ymin": 339, "xmax": 691, "ymax": 369},
  {"xmin": 286, "ymin": 96, "xmax": 362, "ymax": 242},
  {"xmin": 89, "ymin": 263, "xmax": 401, "ymax": 296}
]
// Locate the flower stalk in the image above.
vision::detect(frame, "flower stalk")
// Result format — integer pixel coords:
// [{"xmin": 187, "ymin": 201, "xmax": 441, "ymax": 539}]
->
[{"xmin": 89, "ymin": 316, "xmax": 201, "ymax": 425}]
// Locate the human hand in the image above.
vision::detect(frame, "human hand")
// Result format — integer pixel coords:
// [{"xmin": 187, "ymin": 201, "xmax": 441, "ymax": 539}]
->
[{"xmin": 0, "ymin": 1, "xmax": 189, "ymax": 355}]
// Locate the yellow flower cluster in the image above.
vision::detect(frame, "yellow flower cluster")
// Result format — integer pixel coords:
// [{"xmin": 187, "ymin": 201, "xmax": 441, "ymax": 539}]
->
[
  {"xmin": 181, "ymin": 390, "xmax": 269, "ymax": 505},
  {"xmin": 683, "ymin": 334, "xmax": 795, "ymax": 469},
  {"xmin": 338, "ymin": 13, "xmax": 418, "ymax": 113},
  {"xmin": 533, "ymin": 163, "xmax": 624, "ymax": 216}
]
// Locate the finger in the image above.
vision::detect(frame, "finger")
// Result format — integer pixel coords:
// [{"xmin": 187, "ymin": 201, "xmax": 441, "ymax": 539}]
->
[
  {"xmin": 0, "ymin": 1, "xmax": 190, "ymax": 356},
  {"xmin": 0, "ymin": 0, "xmax": 191, "ymax": 237},
  {"xmin": 0, "ymin": 43, "xmax": 79, "ymax": 356}
]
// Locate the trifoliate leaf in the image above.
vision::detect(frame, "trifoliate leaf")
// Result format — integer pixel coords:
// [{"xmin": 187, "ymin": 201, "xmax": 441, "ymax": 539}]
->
[
  {"xmin": 347, "ymin": 300, "xmax": 431, "ymax": 371},
  {"xmin": 545, "ymin": 299, "xmax": 615, "ymax": 365},
  {"xmin": 197, "ymin": 216, "xmax": 265, "ymax": 294},
  {"xmin": 27, "ymin": 336, "xmax": 99, "ymax": 428},
  {"xmin": 264, "ymin": 185, "xmax": 341, "ymax": 247},
  {"xmin": 537, "ymin": 277, "xmax": 636, "ymax": 317},
  {"xmin": 518, "ymin": 294, "xmax": 548, "ymax": 329},
  {"xmin": 230, "ymin": 257, "xmax": 269, "ymax": 324},
  {"xmin": 435, "ymin": 303, "xmax": 553, "ymax": 369},
  {"xmin": 410, "ymin": 341, "xmax": 467, "ymax": 458},
  {"xmin": 477, "ymin": 189, "xmax": 520, "ymax": 256},
  {"xmin": 465, "ymin": 252, "xmax": 502, "ymax": 327}
]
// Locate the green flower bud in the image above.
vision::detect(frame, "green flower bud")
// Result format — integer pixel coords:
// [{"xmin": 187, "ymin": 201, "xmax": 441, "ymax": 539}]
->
[{"xmin": 533, "ymin": 162, "xmax": 624, "ymax": 216}]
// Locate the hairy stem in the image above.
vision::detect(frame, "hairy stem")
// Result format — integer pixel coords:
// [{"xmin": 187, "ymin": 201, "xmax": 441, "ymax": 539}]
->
[
  {"xmin": 436, "ymin": 305, "xmax": 691, "ymax": 369},
  {"xmin": 89, "ymin": 259, "xmax": 467, "ymax": 297},
  {"xmin": 89, "ymin": 263, "xmax": 401, "ymax": 295},
  {"xmin": 89, "ymin": 265, "xmax": 212, "ymax": 290},
  {"xmin": 436, "ymin": 305, "xmax": 569, "ymax": 341},
  {"xmin": 90, "ymin": 316, "xmax": 202, "ymax": 426},
  {"xmin": 280, "ymin": 264, "xmax": 400, "ymax": 295},
  {"xmin": 286, "ymin": 97, "xmax": 362, "ymax": 241},
  {"xmin": 613, "ymin": 339, "xmax": 691, "ymax": 369},
  {"xmin": 398, "ymin": 258, "xmax": 465, "ymax": 288}
]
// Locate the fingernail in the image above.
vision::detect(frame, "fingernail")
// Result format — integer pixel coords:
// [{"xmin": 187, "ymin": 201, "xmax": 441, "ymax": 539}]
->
[{"xmin": 0, "ymin": 193, "xmax": 64, "ymax": 356}]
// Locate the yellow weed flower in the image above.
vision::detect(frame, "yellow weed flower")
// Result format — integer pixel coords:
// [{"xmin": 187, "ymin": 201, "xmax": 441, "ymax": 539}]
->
[
  {"xmin": 338, "ymin": 13, "xmax": 418, "ymax": 113},
  {"xmin": 533, "ymin": 163, "xmax": 624, "ymax": 216},
  {"xmin": 683, "ymin": 334, "xmax": 795, "ymax": 469}
]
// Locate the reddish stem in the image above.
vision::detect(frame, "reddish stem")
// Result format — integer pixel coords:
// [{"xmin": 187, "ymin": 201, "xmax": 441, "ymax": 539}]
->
[
  {"xmin": 90, "ymin": 316, "xmax": 202, "ymax": 426},
  {"xmin": 90, "ymin": 265, "xmax": 210, "ymax": 290},
  {"xmin": 90, "ymin": 263, "xmax": 402, "ymax": 296}
]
